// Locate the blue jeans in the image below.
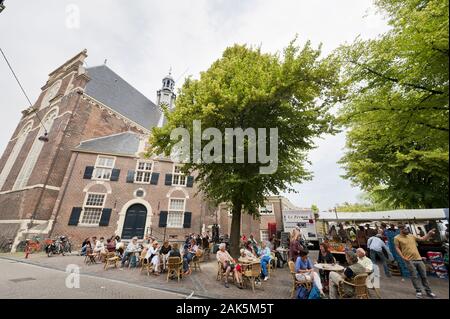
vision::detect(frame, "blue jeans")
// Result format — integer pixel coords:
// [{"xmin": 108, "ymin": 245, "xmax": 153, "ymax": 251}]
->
[
  {"xmin": 370, "ymin": 250, "xmax": 391, "ymax": 277},
  {"xmin": 121, "ymin": 251, "xmax": 132, "ymax": 266},
  {"xmin": 183, "ymin": 252, "xmax": 194, "ymax": 272},
  {"xmin": 260, "ymin": 256, "xmax": 271, "ymax": 277}
]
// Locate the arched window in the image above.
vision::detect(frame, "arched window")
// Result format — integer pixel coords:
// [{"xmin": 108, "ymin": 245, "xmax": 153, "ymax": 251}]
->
[
  {"xmin": 0, "ymin": 121, "xmax": 33, "ymax": 190},
  {"xmin": 13, "ymin": 108, "xmax": 58, "ymax": 190}
]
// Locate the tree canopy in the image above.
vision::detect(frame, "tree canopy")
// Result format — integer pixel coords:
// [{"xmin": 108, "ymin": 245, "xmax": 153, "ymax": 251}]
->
[
  {"xmin": 337, "ymin": 0, "xmax": 449, "ymax": 208},
  {"xmin": 149, "ymin": 41, "xmax": 342, "ymax": 256}
]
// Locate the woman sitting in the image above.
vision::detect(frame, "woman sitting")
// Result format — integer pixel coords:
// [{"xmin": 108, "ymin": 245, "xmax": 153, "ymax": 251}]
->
[
  {"xmin": 317, "ymin": 243, "xmax": 335, "ymax": 284},
  {"xmin": 259, "ymin": 241, "xmax": 272, "ymax": 281},
  {"xmin": 160, "ymin": 240, "xmax": 172, "ymax": 272},
  {"xmin": 295, "ymin": 249, "xmax": 324, "ymax": 296},
  {"xmin": 145, "ymin": 241, "xmax": 161, "ymax": 275},
  {"xmin": 106, "ymin": 237, "xmax": 116, "ymax": 253},
  {"xmin": 240, "ymin": 246, "xmax": 256, "ymax": 259},
  {"xmin": 182, "ymin": 239, "xmax": 198, "ymax": 276},
  {"xmin": 216, "ymin": 243, "xmax": 243, "ymax": 288},
  {"xmin": 80, "ymin": 238, "xmax": 91, "ymax": 256}
]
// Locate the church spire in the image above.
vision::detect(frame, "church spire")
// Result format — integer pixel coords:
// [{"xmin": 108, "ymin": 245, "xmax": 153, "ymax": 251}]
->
[{"xmin": 157, "ymin": 69, "xmax": 177, "ymax": 127}]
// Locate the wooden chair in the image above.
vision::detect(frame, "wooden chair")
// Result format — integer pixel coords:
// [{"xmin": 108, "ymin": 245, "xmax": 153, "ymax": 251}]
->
[
  {"xmin": 288, "ymin": 261, "xmax": 312, "ymax": 298},
  {"xmin": 338, "ymin": 273, "xmax": 369, "ymax": 299},
  {"xmin": 191, "ymin": 250, "xmax": 203, "ymax": 272},
  {"xmin": 268, "ymin": 252, "xmax": 277, "ymax": 275},
  {"xmin": 167, "ymin": 257, "xmax": 183, "ymax": 282},
  {"xmin": 103, "ymin": 252, "xmax": 120, "ymax": 270},
  {"xmin": 216, "ymin": 261, "xmax": 235, "ymax": 283},
  {"xmin": 242, "ymin": 263, "xmax": 262, "ymax": 293},
  {"xmin": 84, "ymin": 247, "xmax": 97, "ymax": 265}
]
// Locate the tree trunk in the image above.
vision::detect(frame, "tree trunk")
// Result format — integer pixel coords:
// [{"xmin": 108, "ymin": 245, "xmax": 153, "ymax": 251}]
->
[{"xmin": 229, "ymin": 201, "xmax": 242, "ymax": 258}]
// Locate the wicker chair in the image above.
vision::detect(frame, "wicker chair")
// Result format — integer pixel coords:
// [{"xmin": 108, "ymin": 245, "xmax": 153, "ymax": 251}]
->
[
  {"xmin": 84, "ymin": 247, "xmax": 97, "ymax": 265},
  {"xmin": 338, "ymin": 273, "xmax": 369, "ymax": 299},
  {"xmin": 167, "ymin": 257, "xmax": 183, "ymax": 282},
  {"xmin": 216, "ymin": 261, "xmax": 235, "ymax": 283},
  {"xmin": 242, "ymin": 263, "xmax": 262, "ymax": 292},
  {"xmin": 288, "ymin": 261, "xmax": 312, "ymax": 298},
  {"xmin": 103, "ymin": 252, "xmax": 120, "ymax": 270},
  {"xmin": 191, "ymin": 250, "xmax": 203, "ymax": 272}
]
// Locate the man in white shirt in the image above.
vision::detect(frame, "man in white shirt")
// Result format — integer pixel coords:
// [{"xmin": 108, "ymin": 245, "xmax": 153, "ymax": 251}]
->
[
  {"xmin": 356, "ymin": 248, "xmax": 373, "ymax": 273},
  {"xmin": 121, "ymin": 237, "xmax": 139, "ymax": 267},
  {"xmin": 368, "ymin": 234, "xmax": 392, "ymax": 277}
]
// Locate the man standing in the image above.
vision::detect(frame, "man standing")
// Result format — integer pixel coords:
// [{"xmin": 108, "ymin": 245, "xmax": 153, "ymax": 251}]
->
[
  {"xmin": 367, "ymin": 234, "xmax": 392, "ymax": 277},
  {"xmin": 395, "ymin": 224, "xmax": 437, "ymax": 298}
]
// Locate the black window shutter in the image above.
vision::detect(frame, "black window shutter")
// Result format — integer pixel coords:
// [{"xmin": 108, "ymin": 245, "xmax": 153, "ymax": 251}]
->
[
  {"xmin": 110, "ymin": 169, "xmax": 121, "ymax": 181},
  {"xmin": 183, "ymin": 212, "xmax": 192, "ymax": 228},
  {"xmin": 165, "ymin": 174, "xmax": 173, "ymax": 186},
  {"xmin": 186, "ymin": 176, "xmax": 194, "ymax": 188},
  {"xmin": 159, "ymin": 211, "xmax": 168, "ymax": 227},
  {"xmin": 68, "ymin": 207, "xmax": 82, "ymax": 226},
  {"xmin": 126, "ymin": 170, "xmax": 135, "ymax": 183},
  {"xmin": 150, "ymin": 172, "xmax": 160, "ymax": 185},
  {"xmin": 99, "ymin": 208, "xmax": 112, "ymax": 226},
  {"xmin": 83, "ymin": 166, "xmax": 94, "ymax": 179}
]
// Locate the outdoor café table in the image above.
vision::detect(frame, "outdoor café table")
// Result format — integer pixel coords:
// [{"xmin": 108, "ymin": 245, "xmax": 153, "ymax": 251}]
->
[{"xmin": 314, "ymin": 263, "xmax": 344, "ymax": 272}]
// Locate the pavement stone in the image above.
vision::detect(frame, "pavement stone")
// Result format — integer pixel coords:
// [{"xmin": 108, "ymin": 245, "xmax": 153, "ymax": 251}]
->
[{"xmin": 1, "ymin": 251, "xmax": 448, "ymax": 299}]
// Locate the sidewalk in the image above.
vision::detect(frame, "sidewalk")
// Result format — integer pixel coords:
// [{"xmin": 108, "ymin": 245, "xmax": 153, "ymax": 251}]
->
[{"xmin": 1, "ymin": 252, "xmax": 448, "ymax": 299}]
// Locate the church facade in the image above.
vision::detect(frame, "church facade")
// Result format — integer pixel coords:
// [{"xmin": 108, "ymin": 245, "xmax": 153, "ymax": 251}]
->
[{"xmin": 0, "ymin": 50, "xmax": 293, "ymax": 251}]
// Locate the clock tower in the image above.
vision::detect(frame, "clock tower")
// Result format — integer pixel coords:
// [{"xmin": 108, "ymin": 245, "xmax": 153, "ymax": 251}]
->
[{"xmin": 156, "ymin": 71, "xmax": 176, "ymax": 127}]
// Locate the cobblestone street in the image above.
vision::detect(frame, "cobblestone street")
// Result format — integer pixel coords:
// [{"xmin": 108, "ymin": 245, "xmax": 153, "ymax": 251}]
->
[{"xmin": 1, "ymin": 252, "xmax": 448, "ymax": 299}]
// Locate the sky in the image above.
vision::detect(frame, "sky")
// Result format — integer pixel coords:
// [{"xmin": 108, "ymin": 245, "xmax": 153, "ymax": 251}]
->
[{"xmin": 0, "ymin": 0, "xmax": 390, "ymax": 211}]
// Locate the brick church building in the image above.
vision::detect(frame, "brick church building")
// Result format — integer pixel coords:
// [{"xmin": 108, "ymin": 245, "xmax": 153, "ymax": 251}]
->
[{"xmin": 0, "ymin": 50, "xmax": 295, "ymax": 251}]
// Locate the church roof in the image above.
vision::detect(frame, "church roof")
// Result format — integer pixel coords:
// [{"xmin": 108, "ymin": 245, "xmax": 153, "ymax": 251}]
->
[
  {"xmin": 85, "ymin": 65, "xmax": 161, "ymax": 131},
  {"xmin": 75, "ymin": 132, "xmax": 141, "ymax": 157}
]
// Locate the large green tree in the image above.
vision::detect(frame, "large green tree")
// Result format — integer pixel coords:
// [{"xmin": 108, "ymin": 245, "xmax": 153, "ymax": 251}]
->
[
  {"xmin": 149, "ymin": 41, "xmax": 342, "ymax": 256},
  {"xmin": 337, "ymin": 0, "xmax": 449, "ymax": 208}
]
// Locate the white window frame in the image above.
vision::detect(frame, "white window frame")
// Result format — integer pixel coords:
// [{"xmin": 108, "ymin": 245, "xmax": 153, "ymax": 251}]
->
[
  {"xmin": 260, "ymin": 230, "xmax": 269, "ymax": 242},
  {"xmin": 13, "ymin": 109, "xmax": 58, "ymax": 190},
  {"xmin": 0, "ymin": 122, "xmax": 33, "ymax": 190},
  {"xmin": 92, "ymin": 155, "xmax": 115, "ymax": 181},
  {"xmin": 167, "ymin": 197, "xmax": 186, "ymax": 229},
  {"xmin": 259, "ymin": 203, "xmax": 274, "ymax": 215},
  {"xmin": 134, "ymin": 160, "xmax": 153, "ymax": 184},
  {"xmin": 172, "ymin": 164, "xmax": 187, "ymax": 187},
  {"xmin": 79, "ymin": 192, "xmax": 106, "ymax": 226}
]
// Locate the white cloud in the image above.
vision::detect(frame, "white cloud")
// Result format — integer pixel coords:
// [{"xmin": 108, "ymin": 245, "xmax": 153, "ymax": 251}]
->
[{"xmin": 0, "ymin": 0, "xmax": 388, "ymax": 209}]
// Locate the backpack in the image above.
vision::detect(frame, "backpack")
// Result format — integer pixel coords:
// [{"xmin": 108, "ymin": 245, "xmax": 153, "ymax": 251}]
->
[
  {"xmin": 296, "ymin": 286, "xmax": 310, "ymax": 299},
  {"xmin": 308, "ymin": 285, "xmax": 321, "ymax": 299}
]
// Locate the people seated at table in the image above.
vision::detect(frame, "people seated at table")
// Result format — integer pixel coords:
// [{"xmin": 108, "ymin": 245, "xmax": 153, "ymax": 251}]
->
[
  {"xmin": 168, "ymin": 242, "xmax": 181, "ymax": 258},
  {"xmin": 183, "ymin": 239, "xmax": 198, "ymax": 276},
  {"xmin": 159, "ymin": 241, "xmax": 172, "ymax": 271},
  {"xmin": 115, "ymin": 236, "xmax": 124, "ymax": 257},
  {"xmin": 356, "ymin": 248, "xmax": 373, "ymax": 273},
  {"xmin": 328, "ymin": 251, "xmax": 366, "ymax": 299},
  {"xmin": 240, "ymin": 247, "xmax": 256, "ymax": 259},
  {"xmin": 106, "ymin": 237, "xmax": 116, "ymax": 253},
  {"xmin": 93, "ymin": 237, "xmax": 106, "ymax": 258},
  {"xmin": 121, "ymin": 237, "xmax": 139, "ymax": 267},
  {"xmin": 259, "ymin": 241, "xmax": 272, "ymax": 281},
  {"xmin": 295, "ymin": 249, "xmax": 324, "ymax": 294},
  {"xmin": 243, "ymin": 241, "xmax": 257, "ymax": 257},
  {"xmin": 216, "ymin": 243, "xmax": 243, "ymax": 288},
  {"xmin": 80, "ymin": 237, "xmax": 91, "ymax": 256},
  {"xmin": 145, "ymin": 241, "xmax": 161, "ymax": 275},
  {"xmin": 317, "ymin": 243, "xmax": 335, "ymax": 285}
]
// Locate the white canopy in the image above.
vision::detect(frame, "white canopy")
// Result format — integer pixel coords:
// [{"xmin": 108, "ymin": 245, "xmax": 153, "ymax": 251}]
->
[{"xmin": 317, "ymin": 208, "xmax": 449, "ymax": 222}]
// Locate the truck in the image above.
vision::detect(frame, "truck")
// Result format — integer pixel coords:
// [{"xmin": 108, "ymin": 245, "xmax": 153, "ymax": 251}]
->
[{"xmin": 282, "ymin": 209, "xmax": 319, "ymax": 249}]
